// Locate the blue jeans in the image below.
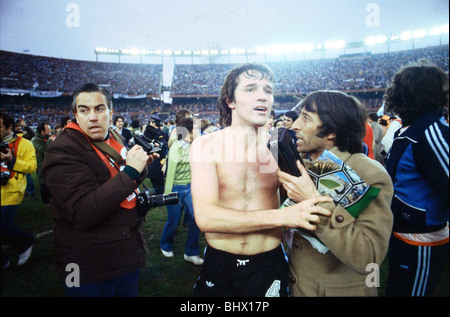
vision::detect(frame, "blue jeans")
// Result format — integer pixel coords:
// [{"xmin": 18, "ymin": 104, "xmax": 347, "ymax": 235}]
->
[
  {"xmin": 63, "ymin": 269, "xmax": 140, "ymax": 297},
  {"xmin": 160, "ymin": 184, "xmax": 200, "ymax": 256},
  {"xmin": 1, "ymin": 205, "xmax": 35, "ymax": 266},
  {"xmin": 26, "ymin": 174, "xmax": 35, "ymax": 195}
]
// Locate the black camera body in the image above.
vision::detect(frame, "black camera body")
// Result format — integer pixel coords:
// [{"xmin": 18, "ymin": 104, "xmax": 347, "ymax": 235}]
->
[
  {"xmin": 0, "ymin": 141, "xmax": 9, "ymax": 154},
  {"xmin": 137, "ymin": 190, "xmax": 179, "ymax": 218},
  {"xmin": 133, "ymin": 134, "xmax": 161, "ymax": 154},
  {"xmin": 0, "ymin": 170, "xmax": 11, "ymax": 186},
  {"xmin": 268, "ymin": 127, "xmax": 304, "ymax": 176},
  {"xmin": 0, "ymin": 141, "xmax": 11, "ymax": 186}
]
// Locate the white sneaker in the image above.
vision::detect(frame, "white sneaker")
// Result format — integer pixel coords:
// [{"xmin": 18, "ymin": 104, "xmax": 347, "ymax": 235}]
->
[
  {"xmin": 161, "ymin": 248, "xmax": 174, "ymax": 258},
  {"xmin": 17, "ymin": 245, "xmax": 33, "ymax": 266},
  {"xmin": 184, "ymin": 254, "xmax": 204, "ymax": 265}
]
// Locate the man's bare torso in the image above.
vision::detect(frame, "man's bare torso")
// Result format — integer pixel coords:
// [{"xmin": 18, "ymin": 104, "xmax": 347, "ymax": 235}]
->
[{"xmin": 205, "ymin": 128, "xmax": 282, "ymax": 255}]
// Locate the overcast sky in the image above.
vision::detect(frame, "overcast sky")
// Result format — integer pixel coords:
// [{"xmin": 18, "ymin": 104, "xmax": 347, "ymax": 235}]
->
[{"xmin": 0, "ymin": 0, "xmax": 448, "ymax": 62}]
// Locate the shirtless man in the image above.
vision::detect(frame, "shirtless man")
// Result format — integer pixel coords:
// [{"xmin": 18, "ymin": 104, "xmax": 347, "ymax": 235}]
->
[{"xmin": 190, "ymin": 63, "xmax": 331, "ymax": 297}]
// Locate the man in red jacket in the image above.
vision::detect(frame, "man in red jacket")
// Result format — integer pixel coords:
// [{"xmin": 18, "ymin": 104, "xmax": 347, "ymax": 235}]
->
[{"xmin": 42, "ymin": 83, "xmax": 157, "ymax": 297}]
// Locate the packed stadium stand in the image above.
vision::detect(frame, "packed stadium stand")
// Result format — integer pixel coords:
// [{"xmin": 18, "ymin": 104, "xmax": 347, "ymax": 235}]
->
[{"xmin": 1, "ymin": 44, "xmax": 448, "ymax": 127}]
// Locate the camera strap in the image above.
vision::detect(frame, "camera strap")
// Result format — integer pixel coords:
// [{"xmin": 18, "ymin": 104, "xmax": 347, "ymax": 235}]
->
[
  {"xmin": 66, "ymin": 123, "xmax": 137, "ymax": 209},
  {"xmin": 91, "ymin": 129, "xmax": 124, "ymax": 164}
]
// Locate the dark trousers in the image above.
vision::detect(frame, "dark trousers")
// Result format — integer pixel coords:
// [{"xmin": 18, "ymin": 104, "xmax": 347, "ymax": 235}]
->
[
  {"xmin": 40, "ymin": 183, "xmax": 52, "ymax": 204},
  {"xmin": 63, "ymin": 269, "xmax": 140, "ymax": 297},
  {"xmin": 1, "ymin": 205, "xmax": 35, "ymax": 266},
  {"xmin": 386, "ymin": 235, "xmax": 449, "ymax": 296}
]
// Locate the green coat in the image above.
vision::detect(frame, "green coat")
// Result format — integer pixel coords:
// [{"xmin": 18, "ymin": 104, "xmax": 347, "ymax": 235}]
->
[{"xmin": 31, "ymin": 133, "xmax": 52, "ymax": 183}]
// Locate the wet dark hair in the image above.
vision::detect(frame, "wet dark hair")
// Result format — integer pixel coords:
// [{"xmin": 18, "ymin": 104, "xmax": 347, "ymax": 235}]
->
[
  {"xmin": 71, "ymin": 83, "xmax": 112, "ymax": 113},
  {"xmin": 217, "ymin": 63, "xmax": 274, "ymax": 127},
  {"xmin": 300, "ymin": 90, "xmax": 366, "ymax": 154},
  {"xmin": 383, "ymin": 59, "xmax": 449, "ymax": 126}
]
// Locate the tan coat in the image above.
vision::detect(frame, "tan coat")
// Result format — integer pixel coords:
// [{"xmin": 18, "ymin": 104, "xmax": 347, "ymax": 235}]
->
[{"xmin": 288, "ymin": 147, "xmax": 393, "ymax": 296}]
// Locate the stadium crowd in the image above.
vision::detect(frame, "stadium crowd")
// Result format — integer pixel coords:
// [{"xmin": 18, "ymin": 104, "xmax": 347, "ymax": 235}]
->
[
  {"xmin": 170, "ymin": 45, "xmax": 448, "ymax": 95},
  {"xmin": 1, "ymin": 45, "xmax": 448, "ymax": 97},
  {"xmin": 0, "ymin": 50, "xmax": 162, "ymax": 95}
]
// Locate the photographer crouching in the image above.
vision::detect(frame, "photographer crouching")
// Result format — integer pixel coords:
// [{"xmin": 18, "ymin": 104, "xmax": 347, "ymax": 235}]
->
[{"xmin": 42, "ymin": 83, "xmax": 159, "ymax": 297}]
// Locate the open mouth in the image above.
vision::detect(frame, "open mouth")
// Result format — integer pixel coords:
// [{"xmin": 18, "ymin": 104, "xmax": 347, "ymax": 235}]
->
[{"xmin": 254, "ymin": 106, "xmax": 268, "ymax": 113}]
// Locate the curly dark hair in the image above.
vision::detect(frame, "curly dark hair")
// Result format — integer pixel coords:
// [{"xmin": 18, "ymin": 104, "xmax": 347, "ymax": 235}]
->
[
  {"xmin": 217, "ymin": 63, "xmax": 274, "ymax": 127},
  {"xmin": 383, "ymin": 59, "xmax": 449, "ymax": 126}
]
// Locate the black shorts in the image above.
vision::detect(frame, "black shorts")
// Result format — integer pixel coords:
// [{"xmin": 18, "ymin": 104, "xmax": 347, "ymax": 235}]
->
[{"xmin": 193, "ymin": 244, "xmax": 289, "ymax": 297}]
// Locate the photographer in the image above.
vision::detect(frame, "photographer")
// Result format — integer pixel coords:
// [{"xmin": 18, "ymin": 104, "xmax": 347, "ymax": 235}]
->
[
  {"xmin": 144, "ymin": 115, "xmax": 168, "ymax": 195},
  {"xmin": 1, "ymin": 112, "xmax": 37, "ymax": 268},
  {"xmin": 42, "ymin": 83, "xmax": 158, "ymax": 297}
]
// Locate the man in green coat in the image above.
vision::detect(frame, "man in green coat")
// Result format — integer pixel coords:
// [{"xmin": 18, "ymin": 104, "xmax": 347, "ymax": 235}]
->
[{"xmin": 31, "ymin": 122, "xmax": 52, "ymax": 204}]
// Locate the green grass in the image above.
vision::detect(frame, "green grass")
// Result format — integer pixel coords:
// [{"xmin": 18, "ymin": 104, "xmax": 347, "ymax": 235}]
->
[{"xmin": 1, "ymin": 174, "xmax": 448, "ymax": 297}]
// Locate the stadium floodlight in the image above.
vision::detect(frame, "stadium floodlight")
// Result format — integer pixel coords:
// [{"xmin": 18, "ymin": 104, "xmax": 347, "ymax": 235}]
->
[
  {"xmin": 265, "ymin": 45, "xmax": 286, "ymax": 55},
  {"xmin": 429, "ymin": 24, "xmax": 449, "ymax": 36},
  {"xmin": 255, "ymin": 46, "xmax": 266, "ymax": 54},
  {"xmin": 220, "ymin": 49, "xmax": 229, "ymax": 55},
  {"xmin": 298, "ymin": 43, "xmax": 315, "ymax": 52},
  {"xmin": 365, "ymin": 35, "xmax": 387, "ymax": 46},
  {"xmin": 413, "ymin": 29, "xmax": 427, "ymax": 39},
  {"xmin": 324, "ymin": 40, "xmax": 346, "ymax": 50},
  {"xmin": 230, "ymin": 48, "xmax": 245, "ymax": 55},
  {"xmin": 400, "ymin": 31, "xmax": 413, "ymax": 41},
  {"xmin": 163, "ymin": 50, "xmax": 172, "ymax": 55}
]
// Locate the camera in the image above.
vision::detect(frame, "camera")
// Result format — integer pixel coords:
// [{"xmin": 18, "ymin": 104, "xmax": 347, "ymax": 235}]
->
[
  {"xmin": 136, "ymin": 189, "xmax": 179, "ymax": 218},
  {"xmin": 0, "ymin": 170, "xmax": 10, "ymax": 186},
  {"xmin": 0, "ymin": 141, "xmax": 9, "ymax": 154},
  {"xmin": 133, "ymin": 134, "xmax": 162, "ymax": 154}
]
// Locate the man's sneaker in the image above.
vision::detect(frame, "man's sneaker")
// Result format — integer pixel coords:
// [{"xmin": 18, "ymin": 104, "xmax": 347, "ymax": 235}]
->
[
  {"xmin": 184, "ymin": 254, "xmax": 204, "ymax": 266},
  {"xmin": 3, "ymin": 261, "xmax": 10, "ymax": 269},
  {"xmin": 161, "ymin": 248, "xmax": 174, "ymax": 258},
  {"xmin": 17, "ymin": 245, "xmax": 33, "ymax": 266}
]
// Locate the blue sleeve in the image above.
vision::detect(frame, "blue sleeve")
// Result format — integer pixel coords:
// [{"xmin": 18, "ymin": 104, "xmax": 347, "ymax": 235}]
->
[{"xmin": 412, "ymin": 120, "xmax": 449, "ymax": 207}]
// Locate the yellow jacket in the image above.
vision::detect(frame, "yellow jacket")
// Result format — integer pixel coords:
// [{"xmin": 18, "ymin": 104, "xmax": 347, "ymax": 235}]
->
[{"xmin": 1, "ymin": 135, "xmax": 37, "ymax": 206}]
